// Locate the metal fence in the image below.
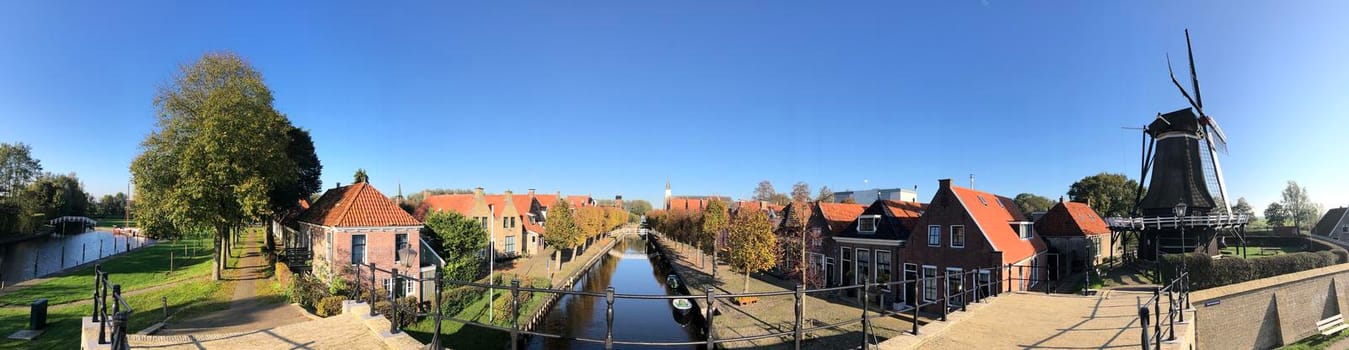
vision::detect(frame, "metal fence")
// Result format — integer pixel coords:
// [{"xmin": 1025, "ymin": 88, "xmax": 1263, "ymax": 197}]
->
[
  {"xmin": 90, "ymin": 264, "xmax": 133, "ymax": 350},
  {"xmin": 1136, "ymin": 270, "xmax": 1190, "ymax": 350},
  {"xmin": 349, "ymin": 255, "xmax": 1052, "ymax": 350}
]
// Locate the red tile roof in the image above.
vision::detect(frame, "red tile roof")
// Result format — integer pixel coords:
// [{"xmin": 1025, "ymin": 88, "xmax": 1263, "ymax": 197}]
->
[
  {"xmin": 817, "ymin": 202, "xmax": 868, "ymax": 233},
  {"xmin": 669, "ymin": 198, "xmax": 710, "ymax": 213},
  {"xmin": 949, "ymin": 185, "xmax": 1045, "ymax": 264},
  {"xmin": 300, "ymin": 183, "xmax": 421, "ymax": 227},
  {"xmin": 567, "ymin": 195, "xmax": 592, "ymax": 207},
  {"xmin": 1035, "ymin": 201, "xmax": 1110, "ymax": 237},
  {"xmin": 414, "ymin": 194, "xmax": 476, "ymax": 221},
  {"xmin": 880, "ymin": 200, "xmax": 927, "ymax": 231}
]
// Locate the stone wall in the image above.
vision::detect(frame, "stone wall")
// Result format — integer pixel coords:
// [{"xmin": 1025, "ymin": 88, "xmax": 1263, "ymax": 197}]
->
[{"xmin": 1189, "ymin": 263, "xmax": 1349, "ymax": 349}]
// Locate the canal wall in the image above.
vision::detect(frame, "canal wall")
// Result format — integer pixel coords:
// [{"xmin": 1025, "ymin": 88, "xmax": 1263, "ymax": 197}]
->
[
  {"xmin": 520, "ymin": 234, "xmax": 624, "ymax": 333},
  {"xmin": 1189, "ymin": 262, "xmax": 1349, "ymax": 349}
]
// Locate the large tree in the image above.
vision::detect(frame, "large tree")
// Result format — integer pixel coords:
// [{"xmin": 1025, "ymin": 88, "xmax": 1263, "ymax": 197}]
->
[
  {"xmin": 816, "ymin": 186, "xmax": 835, "ymax": 202},
  {"xmin": 1279, "ymin": 181, "xmax": 1322, "ymax": 232},
  {"xmin": 1264, "ymin": 202, "xmax": 1289, "ymax": 227},
  {"xmin": 781, "ymin": 199, "xmax": 823, "ymax": 287},
  {"xmin": 1013, "ymin": 193, "xmax": 1054, "ymax": 215},
  {"xmin": 727, "ymin": 208, "xmax": 777, "ymax": 293},
  {"xmin": 1231, "ymin": 197, "xmax": 1255, "ymax": 218},
  {"xmin": 790, "ymin": 182, "xmax": 811, "ymax": 203},
  {"xmin": 753, "ymin": 180, "xmax": 776, "ymax": 202},
  {"xmin": 422, "ymin": 210, "xmax": 487, "ymax": 281},
  {"xmin": 23, "ymin": 173, "xmax": 90, "ymax": 220},
  {"xmin": 131, "ymin": 52, "xmax": 298, "ymax": 280},
  {"xmin": 700, "ymin": 199, "xmax": 728, "ymax": 261},
  {"xmin": 543, "ymin": 199, "xmax": 582, "ymax": 269},
  {"xmin": 1067, "ymin": 173, "xmax": 1142, "ymax": 217},
  {"xmin": 0, "ymin": 143, "xmax": 42, "ymax": 199},
  {"xmin": 266, "ymin": 126, "xmax": 322, "ymax": 249},
  {"xmin": 624, "ymin": 199, "xmax": 652, "ymax": 217},
  {"xmin": 353, "ymin": 169, "xmax": 369, "ymax": 184},
  {"xmin": 576, "ymin": 206, "xmax": 606, "ymax": 245}
]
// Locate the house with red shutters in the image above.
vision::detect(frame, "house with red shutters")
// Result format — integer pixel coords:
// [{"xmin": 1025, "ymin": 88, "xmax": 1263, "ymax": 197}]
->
[
  {"xmin": 1034, "ymin": 199, "xmax": 1115, "ymax": 269},
  {"xmin": 901, "ymin": 179, "xmax": 1047, "ymax": 310}
]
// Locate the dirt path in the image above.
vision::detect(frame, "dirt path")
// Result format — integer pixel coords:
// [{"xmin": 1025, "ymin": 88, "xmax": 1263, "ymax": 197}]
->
[{"xmin": 159, "ymin": 229, "xmax": 310, "ymax": 335}]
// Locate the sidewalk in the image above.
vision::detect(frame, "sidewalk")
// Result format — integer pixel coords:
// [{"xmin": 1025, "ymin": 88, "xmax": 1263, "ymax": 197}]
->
[{"xmin": 160, "ymin": 229, "xmax": 309, "ymax": 334}]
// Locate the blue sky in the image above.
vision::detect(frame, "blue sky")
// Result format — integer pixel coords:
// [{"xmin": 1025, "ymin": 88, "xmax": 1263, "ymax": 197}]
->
[{"xmin": 1, "ymin": 1, "xmax": 1346, "ymax": 211}]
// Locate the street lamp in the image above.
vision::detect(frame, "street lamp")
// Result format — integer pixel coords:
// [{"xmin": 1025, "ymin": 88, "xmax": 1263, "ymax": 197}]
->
[{"xmin": 1174, "ymin": 202, "xmax": 1188, "ymax": 276}]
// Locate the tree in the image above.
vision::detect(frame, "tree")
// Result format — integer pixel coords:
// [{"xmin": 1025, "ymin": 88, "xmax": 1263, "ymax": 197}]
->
[
  {"xmin": 576, "ymin": 206, "xmax": 606, "ymax": 244},
  {"xmin": 624, "ymin": 199, "xmax": 652, "ymax": 217},
  {"xmin": 781, "ymin": 200, "xmax": 823, "ymax": 287},
  {"xmin": 840, "ymin": 197, "xmax": 857, "ymax": 204},
  {"xmin": 353, "ymin": 169, "xmax": 369, "ymax": 184},
  {"xmin": 131, "ymin": 52, "xmax": 298, "ymax": 280},
  {"xmin": 753, "ymin": 181, "xmax": 776, "ymax": 202},
  {"xmin": 0, "ymin": 143, "xmax": 42, "ymax": 199},
  {"xmin": 1280, "ymin": 181, "xmax": 1322, "ymax": 232},
  {"xmin": 1013, "ymin": 193, "xmax": 1054, "ymax": 215},
  {"xmin": 769, "ymin": 193, "xmax": 791, "ymax": 206},
  {"xmin": 422, "ymin": 210, "xmax": 487, "ymax": 281},
  {"xmin": 701, "ymin": 199, "xmax": 728, "ymax": 259},
  {"xmin": 727, "ymin": 208, "xmax": 777, "ymax": 293},
  {"xmin": 266, "ymin": 126, "xmax": 322, "ymax": 250},
  {"xmin": 1264, "ymin": 202, "xmax": 1288, "ymax": 227},
  {"xmin": 816, "ymin": 186, "xmax": 835, "ymax": 202},
  {"xmin": 23, "ymin": 173, "xmax": 90, "ymax": 219},
  {"xmin": 1232, "ymin": 197, "xmax": 1255, "ymax": 218},
  {"xmin": 1067, "ymin": 173, "xmax": 1142, "ymax": 217},
  {"xmin": 790, "ymin": 182, "xmax": 811, "ymax": 203},
  {"xmin": 543, "ymin": 199, "xmax": 582, "ymax": 269}
]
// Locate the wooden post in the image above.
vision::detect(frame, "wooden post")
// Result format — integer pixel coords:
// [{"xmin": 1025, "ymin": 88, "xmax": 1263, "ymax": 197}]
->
[
  {"xmin": 369, "ymin": 263, "xmax": 377, "ymax": 317},
  {"xmin": 511, "ymin": 279, "xmax": 521, "ymax": 350},
  {"xmin": 860, "ymin": 276, "xmax": 871, "ymax": 348},
  {"xmin": 431, "ymin": 268, "xmax": 444, "ymax": 350},
  {"xmin": 1138, "ymin": 301, "xmax": 1151, "ymax": 350},
  {"xmin": 912, "ymin": 277, "xmax": 920, "ymax": 335}
]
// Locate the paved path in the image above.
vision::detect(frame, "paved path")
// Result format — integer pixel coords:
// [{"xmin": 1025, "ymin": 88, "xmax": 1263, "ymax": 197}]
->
[
  {"xmin": 129, "ymin": 312, "xmax": 391, "ymax": 349},
  {"xmin": 160, "ymin": 229, "xmax": 309, "ymax": 334}
]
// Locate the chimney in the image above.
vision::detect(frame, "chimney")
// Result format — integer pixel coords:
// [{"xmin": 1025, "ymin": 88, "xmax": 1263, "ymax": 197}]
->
[
  {"xmin": 336, "ymin": 182, "xmax": 342, "ymax": 188},
  {"xmin": 528, "ymin": 189, "xmax": 536, "ymax": 197},
  {"xmin": 938, "ymin": 179, "xmax": 952, "ymax": 189},
  {"xmin": 615, "ymin": 195, "xmax": 623, "ymax": 208},
  {"xmin": 504, "ymin": 190, "xmax": 515, "ymax": 209},
  {"xmin": 474, "ymin": 187, "xmax": 485, "ymax": 199},
  {"xmin": 969, "ymin": 174, "xmax": 975, "ymax": 189},
  {"xmin": 1059, "ymin": 196, "xmax": 1065, "ymax": 203}
]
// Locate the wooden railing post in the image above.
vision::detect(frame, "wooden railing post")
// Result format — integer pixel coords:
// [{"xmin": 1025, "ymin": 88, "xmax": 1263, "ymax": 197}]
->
[
  {"xmin": 605, "ymin": 287, "xmax": 615, "ymax": 350},
  {"xmin": 431, "ymin": 268, "xmax": 443, "ymax": 350},
  {"xmin": 794, "ymin": 284, "xmax": 804, "ymax": 350},
  {"xmin": 860, "ymin": 276, "xmax": 871, "ymax": 349},
  {"xmin": 1138, "ymin": 300, "xmax": 1151, "ymax": 350},
  {"xmin": 511, "ymin": 279, "xmax": 521, "ymax": 350},
  {"xmin": 940, "ymin": 272, "xmax": 948, "ymax": 322},
  {"xmin": 354, "ymin": 263, "xmax": 362, "ymax": 301},
  {"xmin": 1153, "ymin": 287, "xmax": 1161, "ymax": 350},
  {"xmin": 1167, "ymin": 287, "xmax": 1176, "ymax": 341},
  {"xmin": 960, "ymin": 271, "xmax": 967, "ymax": 312}
]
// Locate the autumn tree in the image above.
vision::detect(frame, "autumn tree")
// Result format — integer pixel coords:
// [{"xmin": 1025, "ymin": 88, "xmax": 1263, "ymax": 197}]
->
[
  {"xmin": 700, "ymin": 199, "xmax": 729, "ymax": 266},
  {"xmin": 816, "ymin": 186, "xmax": 835, "ymax": 202},
  {"xmin": 131, "ymin": 52, "xmax": 299, "ymax": 280},
  {"xmin": 422, "ymin": 210, "xmax": 487, "ymax": 281},
  {"xmin": 1013, "ymin": 193, "xmax": 1054, "ymax": 215},
  {"xmin": 728, "ymin": 208, "xmax": 777, "ymax": 292},
  {"xmin": 625, "ymin": 199, "xmax": 652, "ymax": 217},
  {"xmin": 790, "ymin": 182, "xmax": 811, "ymax": 202},
  {"xmin": 576, "ymin": 206, "xmax": 606, "ymax": 245},
  {"xmin": 544, "ymin": 199, "xmax": 582, "ymax": 268},
  {"xmin": 781, "ymin": 200, "xmax": 823, "ymax": 287},
  {"xmin": 1067, "ymin": 173, "xmax": 1142, "ymax": 217}
]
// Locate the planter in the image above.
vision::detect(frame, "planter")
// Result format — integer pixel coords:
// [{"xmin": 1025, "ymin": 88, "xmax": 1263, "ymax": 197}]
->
[{"xmin": 733, "ymin": 296, "xmax": 759, "ymax": 306}]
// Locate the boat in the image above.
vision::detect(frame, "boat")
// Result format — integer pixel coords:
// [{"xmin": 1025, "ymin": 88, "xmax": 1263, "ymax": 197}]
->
[
  {"xmin": 666, "ymin": 274, "xmax": 680, "ymax": 289},
  {"xmin": 671, "ymin": 298, "xmax": 693, "ymax": 315}
]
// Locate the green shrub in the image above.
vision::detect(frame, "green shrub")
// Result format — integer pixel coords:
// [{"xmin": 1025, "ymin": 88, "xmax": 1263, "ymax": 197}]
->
[
  {"xmin": 439, "ymin": 286, "xmax": 484, "ymax": 316},
  {"xmin": 1162, "ymin": 251, "xmax": 1343, "ymax": 290},
  {"xmin": 316, "ymin": 296, "xmax": 346, "ymax": 317},
  {"xmin": 373, "ymin": 297, "xmax": 419, "ymax": 328},
  {"xmin": 490, "ymin": 288, "xmax": 534, "ymax": 324},
  {"xmin": 288, "ymin": 273, "xmax": 328, "ymax": 308}
]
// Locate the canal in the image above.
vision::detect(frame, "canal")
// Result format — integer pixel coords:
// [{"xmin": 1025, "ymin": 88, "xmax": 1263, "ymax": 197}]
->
[
  {"xmin": 527, "ymin": 234, "xmax": 704, "ymax": 349},
  {"xmin": 0, "ymin": 230, "xmax": 154, "ymax": 287}
]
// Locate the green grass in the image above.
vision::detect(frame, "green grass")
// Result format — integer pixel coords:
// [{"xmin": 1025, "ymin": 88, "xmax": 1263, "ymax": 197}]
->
[
  {"xmin": 405, "ymin": 291, "xmax": 510, "ymax": 350},
  {"xmin": 90, "ymin": 217, "xmax": 136, "ymax": 229},
  {"xmin": 1280, "ymin": 329, "xmax": 1349, "ymax": 350},
  {"xmin": 1220, "ymin": 245, "xmax": 1306, "ymax": 257},
  {"xmin": 0, "ymin": 237, "xmax": 215, "ymax": 307}
]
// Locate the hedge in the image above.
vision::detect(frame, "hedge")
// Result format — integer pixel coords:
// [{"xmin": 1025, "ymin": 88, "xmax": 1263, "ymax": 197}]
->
[
  {"xmin": 438, "ymin": 285, "xmax": 485, "ymax": 316},
  {"xmin": 1162, "ymin": 250, "xmax": 1346, "ymax": 290}
]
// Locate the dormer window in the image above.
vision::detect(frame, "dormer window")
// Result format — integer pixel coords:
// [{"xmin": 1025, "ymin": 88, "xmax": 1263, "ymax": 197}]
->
[
  {"xmin": 858, "ymin": 215, "xmax": 880, "ymax": 233},
  {"xmin": 977, "ymin": 195, "xmax": 988, "ymax": 206},
  {"xmin": 1010, "ymin": 222, "xmax": 1033, "ymax": 239}
]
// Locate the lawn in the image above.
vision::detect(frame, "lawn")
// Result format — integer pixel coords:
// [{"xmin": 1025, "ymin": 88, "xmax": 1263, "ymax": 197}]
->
[
  {"xmin": 91, "ymin": 217, "xmax": 136, "ymax": 229},
  {"xmin": 1220, "ymin": 245, "xmax": 1306, "ymax": 257},
  {"xmin": 0, "ymin": 237, "xmax": 215, "ymax": 306},
  {"xmin": 404, "ymin": 286, "xmax": 549, "ymax": 350},
  {"xmin": 1280, "ymin": 329, "xmax": 1349, "ymax": 350}
]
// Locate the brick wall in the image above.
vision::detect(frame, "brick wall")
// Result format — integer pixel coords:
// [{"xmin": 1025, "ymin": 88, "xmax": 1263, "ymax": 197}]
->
[{"xmin": 1190, "ymin": 263, "xmax": 1349, "ymax": 349}]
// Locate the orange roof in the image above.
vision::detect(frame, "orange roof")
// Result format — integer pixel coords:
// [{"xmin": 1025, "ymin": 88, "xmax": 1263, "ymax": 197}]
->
[
  {"xmin": 534, "ymin": 194, "xmax": 560, "ymax": 207},
  {"xmin": 817, "ymin": 202, "xmax": 868, "ymax": 233},
  {"xmin": 300, "ymin": 183, "xmax": 421, "ymax": 227},
  {"xmin": 567, "ymin": 195, "xmax": 591, "ymax": 207},
  {"xmin": 880, "ymin": 200, "xmax": 927, "ymax": 231},
  {"xmin": 1035, "ymin": 201, "xmax": 1110, "ymax": 236},
  {"xmin": 949, "ymin": 185, "xmax": 1045, "ymax": 264},
  {"xmin": 669, "ymin": 198, "xmax": 710, "ymax": 213},
  {"xmin": 415, "ymin": 194, "xmax": 476, "ymax": 221}
]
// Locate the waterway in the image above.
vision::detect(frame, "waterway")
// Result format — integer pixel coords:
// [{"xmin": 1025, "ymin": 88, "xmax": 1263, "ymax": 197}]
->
[
  {"xmin": 0, "ymin": 230, "xmax": 155, "ymax": 287},
  {"xmin": 527, "ymin": 235, "xmax": 704, "ymax": 349}
]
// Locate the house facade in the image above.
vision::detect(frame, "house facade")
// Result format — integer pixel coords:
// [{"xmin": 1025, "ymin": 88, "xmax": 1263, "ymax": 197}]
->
[
  {"xmin": 297, "ymin": 182, "xmax": 428, "ymax": 298},
  {"xmin": 775, "ymin": 201, "xmax": 868, "ymax": 287},
  {"xmin": 1313, "ymin": 207, "xmax": 1349, "ymax": 240},
  {"xmin": 834, "ymin": 199, "xmax": 926, "ymax": 308},
  {"xmin": 901, "ymin": 179, "xmax": 1047, "ymax": 311},
  {"xmin": 415, "ymin": 188, "xmax": 534, "ymax": 259},
  {"xmin": 1034, "ymin": 199, "xmax": 1115, "ymax": 269}
]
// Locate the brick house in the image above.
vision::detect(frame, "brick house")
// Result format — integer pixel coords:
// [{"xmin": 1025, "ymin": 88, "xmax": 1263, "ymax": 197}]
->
[
  {"xmin": 298, "ymin": 182, "xmax": 429, "ymax": 298},
  {"xmin": 901, "ymin": 179, "xmax": 1047, "ymax": 311},
  {"xmin": 775, "ymin": 201, "xmax": 867, "ymax": 287},
  {"xmin": 415, "ymin": 188, "xmax": 536, "ymax": 259},
  {"xmin": 834, "ymin": 199, "xmax": 926, "ymax": 307},
  {"xmin": 1034, "ymin": 199, "xmax": 1115, "ymax": 269}
]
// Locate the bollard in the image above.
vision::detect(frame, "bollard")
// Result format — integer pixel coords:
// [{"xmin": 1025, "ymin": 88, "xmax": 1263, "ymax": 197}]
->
[
  {"xmin": 83, "ymin": 243, "xmax": 86, "ymax": 265},
  {"xmin": 605, "ymin": 287, "xmax": 615, "ymax": 349},
  {"xmin": 510, "ymin": 279, "xmax": 520, "ymax": 350},
  {"xmin": 794, "ymin": 284, "xmax": 804, "ymax": 350}
]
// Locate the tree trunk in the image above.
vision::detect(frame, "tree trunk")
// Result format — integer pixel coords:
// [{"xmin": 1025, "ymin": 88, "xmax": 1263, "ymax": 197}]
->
[{"xmin": 212, "ymin": 227, "xmax": 223, "ymax": 281}]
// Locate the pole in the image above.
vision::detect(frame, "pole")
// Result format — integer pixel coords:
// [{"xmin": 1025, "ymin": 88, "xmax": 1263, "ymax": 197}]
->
[
  {"xmin": 860, "ymin": 276, "xmax": 871, "ymax": 349},
  {"xmin": 489, "ymin": 204, "xmax": 496, "ymax": 324},
  {"xmin": 794, "ymin": 284, "xmax": 804, "ymax": 350},
  {"xmin": 912, "ymin": 277, "xmax": 920, "ymax": 335},
  {"xmin": 605, "ymin": 287, "xmax": 615, "ymax": 350},
  {"xmin": 369, "ymin": 263, "xmax": 377, "ymax": 317},
  {"xmin": 1139, "ymin": 301, "xmax": 1151, "ymax": 350},
  {"xmin": 390, "ymin": 267, "xmax": 399, "ymax": 334},
  {"xmin": 510, "ymin": 279, "xmax": 520, "ymax": 350},
  {"xmin": 432, "ymin": 269, "xmax": 443, "ymax": 350},
  {"xmin": 706, "ymin": 287, "xmax": 715, "ymax": 349}
]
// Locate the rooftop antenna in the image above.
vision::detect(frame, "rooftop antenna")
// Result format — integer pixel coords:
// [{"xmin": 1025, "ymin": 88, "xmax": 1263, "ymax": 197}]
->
[{"xmin": 969, "ymin": 174, "xmax": 975, "ymax": 189}]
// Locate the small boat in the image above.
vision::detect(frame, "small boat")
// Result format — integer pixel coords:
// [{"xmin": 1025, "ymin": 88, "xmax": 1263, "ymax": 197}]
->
[
  {"xmin": 671, "ymin": 298, "xmax": 693, "ymax": 315},
  {"xmin": 666, "ymin": 274, "xmax": 680, "ymax": 289}
]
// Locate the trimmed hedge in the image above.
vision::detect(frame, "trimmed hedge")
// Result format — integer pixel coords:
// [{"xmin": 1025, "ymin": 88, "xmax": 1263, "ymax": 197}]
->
[
  {"xmin": 316, "ymin": 295, "xmax": 346, "ymax": 317},
  {"xmin": 438, "ymin": 285, "xmax": 485, "ymax": 316},
  {"xmin": 1162, "ymin": 250, "xmax": 1346, "ymax": 290}
]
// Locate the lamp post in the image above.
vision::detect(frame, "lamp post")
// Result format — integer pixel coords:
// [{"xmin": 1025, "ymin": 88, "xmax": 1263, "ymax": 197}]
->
[{"xmin": 1174, "ymin": 202, "xmax": 1188, "ymax": 276}]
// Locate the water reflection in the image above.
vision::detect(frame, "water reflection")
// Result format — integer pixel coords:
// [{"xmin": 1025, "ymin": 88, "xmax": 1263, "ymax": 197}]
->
[
  {"xmin": 528, "ymin": 236, "xmax": 703, "ymax": 349},
  {"xmin": 0, "ymin": 231, "xmax": 154, "ymax": 287}
]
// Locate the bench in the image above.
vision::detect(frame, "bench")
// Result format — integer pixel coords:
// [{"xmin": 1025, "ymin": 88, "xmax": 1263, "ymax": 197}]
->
[{"xmin": 1318, "ymin": 314, "xmax": 1348, "ymax": 336}]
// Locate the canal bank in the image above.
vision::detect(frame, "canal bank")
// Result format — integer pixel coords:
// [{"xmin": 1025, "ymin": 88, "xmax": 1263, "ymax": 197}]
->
[
  {"xmin": 0, "ymin": 230, "xmax": 155, "ymax": 288},
  {"xmin": 525, "ymin": 234, "xmax": 706, "ymax": 349}
]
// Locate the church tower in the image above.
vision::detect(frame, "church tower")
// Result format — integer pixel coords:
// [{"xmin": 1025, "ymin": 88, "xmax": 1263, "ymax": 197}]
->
[{"xmin": 664, "ymin": 179, "xmax": 672, "ymax": 210}]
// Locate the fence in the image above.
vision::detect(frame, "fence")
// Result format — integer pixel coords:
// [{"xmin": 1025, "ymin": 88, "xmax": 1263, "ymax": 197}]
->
[
  {"xmin": 90, "ymin": 264, "xmax": 133, "ymax": 350},
  {"xmin": 1136, "ymin": 270, "xmax": 1191, "ymax": 350},
  {"xmin": 349, "ymin": 253, "xmax": 1051, "ymax": 350}
]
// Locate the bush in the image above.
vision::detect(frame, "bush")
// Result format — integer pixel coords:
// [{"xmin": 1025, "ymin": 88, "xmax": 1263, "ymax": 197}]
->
[
  {"xmin": 1162, "ymin": 251, "xmax": 1344, "ymax": 290},
  {"xmin": 275, "ymin": 262, "xmax": 294, "ymax": 286},
  {"xmin": 316, "ymin": 296, "xmax": 346, "ymax": 317},
  {"xmin": 490, "ymin": 289, "xmax": 534, "ymax": 325},
  {"xmin": 439, "ymin": 286, "xmax": 484, "ymax": 316},
  {"xmin": 374, "ymin": 297, "xmax": 419, "ymax": 328},
  {"xmin": 288, "ymin": 273, "xmax": 328, "ymax": 308}
]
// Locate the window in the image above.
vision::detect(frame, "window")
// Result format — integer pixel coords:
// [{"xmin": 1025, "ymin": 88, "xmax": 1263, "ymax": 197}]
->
[
  {"xmin": 947, "ymin": 268, "xmax": 965, "ymax": 306},
  {"xmin": 394, "ymin": 233, "xmax": 408, "ymax": 262},
  {"xmin": 478, "ymin": 217, "xmax": 488, "ymax": 228},
  {"xmin": 351, "ymin": 234, "xmax": 366, "ymax": 264},
  {"xmin": 1342, "ymin": 226, "xmax": 1348, "ymax": 233},
  {"xmin": 876, "ymin": 250, "xmax": 892, "ymax": 290},
  {"xmin": 950, "ymin": 225, "xmax": 965, "ymax": 248},
  {"xmin": 977, "ymin": 195, "xmax": 988, "ymax": 206},
  {"xmin": 505, "ymin": 235, "xmax": 517, "ymax": 255},
  {"xmin": 404, "ymin": 279, "xmax": 416, "ymax": 296},
  {"xmin": 856, "ymin": 249, "xmax": 871, "ymax": 284},
  {"xmin": 922, "ymin": 266, "xmax": 937, "ymax": 302},
  {"xmin": 858, "ymin": 216, "xmax": 879, "ymax": 233},
  {"xmin": 1019, "ymin": 223, "xmax": 1033, "ymax": 239},
  {"xmin": 927, "ymin": 225, "xmax": 941, "ymax": 247},
  {"xmin": 841, "ymin": 247, "xmax": 853, "ymax": 285}
]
